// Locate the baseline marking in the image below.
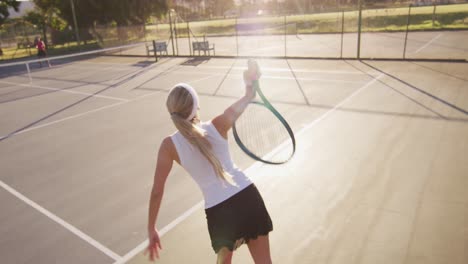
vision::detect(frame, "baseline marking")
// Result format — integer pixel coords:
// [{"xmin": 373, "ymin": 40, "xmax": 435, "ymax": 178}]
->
[
  {"xmin": 0, "ymin": 80, "xmax": 129, "ymax": 102},
  {"xmin": 0, "ymin": 180, "xmax": 122, "ymax": 261},
  {"xmin": 115, "ymin": 73, "xmax": 385, "ymax": 264}
]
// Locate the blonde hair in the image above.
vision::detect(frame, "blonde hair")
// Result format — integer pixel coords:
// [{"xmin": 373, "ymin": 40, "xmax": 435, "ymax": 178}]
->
[{"xmin": 167, "ymin": 86, "xmax": 235, "ymax": 185}]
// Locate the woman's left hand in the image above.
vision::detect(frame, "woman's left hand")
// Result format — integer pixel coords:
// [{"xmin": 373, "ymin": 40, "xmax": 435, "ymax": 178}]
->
[{"xmin": 145, "ymin": 228, "xmax": 162, "ymax": 261}]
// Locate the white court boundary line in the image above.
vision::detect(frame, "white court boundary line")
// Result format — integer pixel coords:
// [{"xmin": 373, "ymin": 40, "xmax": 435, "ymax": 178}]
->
[
  {"xmin": 0, "ymin": 67, "xmax": 371, "ymax": 140},
  {"xmin": 137, "ymin": 69, "xmax": 367, "ymax": 84},
  {"xmin": 197, "ymin": 65, "xmax": 377, "ymax": 75},
  {"xmin": 0, "ymin": 180, "xmax": 122, "ymax": 261},
  {"xmin": 414, "ymin": 33, "xmax": 443, "ymax": 54},
  {"xmin": 0, "ymin": 74, "xmax": 222, "ymax": 259},
  {"xmin": 0, "ymin": 80, "xmax": 129, "ymax": 102},
  {"xmin": 115, "ymin": 73, "xmax": 385, "ymax": 264},
  {"xmin": 0, "ymin": 73, "xmax": 218, "ymax": 140},
  {"xmin": 0, "ymin": 63, "xmax": 382, "ymax": 262}
]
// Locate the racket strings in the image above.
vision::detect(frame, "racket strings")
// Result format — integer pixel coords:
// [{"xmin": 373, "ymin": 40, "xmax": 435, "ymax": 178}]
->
[{"xmin": 235, "ymin": 103, "xmax": 294, "ymax": 163}]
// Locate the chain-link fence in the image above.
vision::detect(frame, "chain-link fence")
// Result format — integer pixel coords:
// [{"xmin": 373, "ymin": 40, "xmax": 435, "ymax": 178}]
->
[
  {"xmin": 0, "ymin": 21, "xmax": 148, "ymax": 61},
  {"xmin": 1, "ymin": 1, "xmax": 467, "ymax": 61}
]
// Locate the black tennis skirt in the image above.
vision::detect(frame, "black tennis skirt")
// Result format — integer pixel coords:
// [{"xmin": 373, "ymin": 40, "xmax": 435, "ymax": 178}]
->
[
  {"xmin": 37, "ymin": 50, "xmax": 46, "ymax": 57},
  {"xmin": 205, "ymin": 183, "xmax": 273, "ymax": 253}
]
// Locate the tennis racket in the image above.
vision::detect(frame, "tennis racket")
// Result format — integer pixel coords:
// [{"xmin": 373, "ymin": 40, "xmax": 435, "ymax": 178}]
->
[{"xmin": 232, "ymin": 60, "xmax": 296, "ymax": 165}]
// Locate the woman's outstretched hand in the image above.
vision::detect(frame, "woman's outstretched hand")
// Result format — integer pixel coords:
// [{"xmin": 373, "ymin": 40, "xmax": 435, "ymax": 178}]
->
[
  {"xmin": 145, "ymin": 228, "xmax": 162, "ymax": 261},
  {"xmin": 243, "ymin": 59, "xmax": 261, "ymax": 98}
]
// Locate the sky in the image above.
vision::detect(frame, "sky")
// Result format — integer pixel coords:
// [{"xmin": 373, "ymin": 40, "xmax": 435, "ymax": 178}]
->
[{"xmin": 7, "ymin": 1, "xmax": 35, "ymax": 18}]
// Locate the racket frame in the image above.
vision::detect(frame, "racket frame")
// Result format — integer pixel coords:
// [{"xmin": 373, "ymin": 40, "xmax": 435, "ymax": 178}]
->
[{"xmin": 233, "ymin": 80, "xmax": 296, "ymax": 165}]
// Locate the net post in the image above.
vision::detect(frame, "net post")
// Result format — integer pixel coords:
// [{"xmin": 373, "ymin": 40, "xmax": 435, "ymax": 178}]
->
[
  {"xmin": 152, "ymin": 40, "xmax": 158, "ymax": 62},
  {"xmin": 25, "ymin": 63, "xmax": 32, "ymax": 83},
  {"xmin": 341, "ymin": 11, "xmax": 344, "ymax": 59},
  {"xmin": 357, "ymin": 0, "xmax": 362, "ymax": 59},
  {"xmin": 403, "ymin": 4, "xmax": 412, "ymax": 59}
]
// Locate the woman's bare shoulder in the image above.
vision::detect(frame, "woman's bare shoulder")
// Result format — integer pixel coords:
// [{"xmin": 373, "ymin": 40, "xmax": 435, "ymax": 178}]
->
[{"xmin": 160, "ymin": 136, "xmax": 180, "ymax": 164}]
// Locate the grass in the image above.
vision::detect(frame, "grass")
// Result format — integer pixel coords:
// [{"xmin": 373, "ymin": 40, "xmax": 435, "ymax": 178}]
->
[
  {"xmin": 146, "ymin": 3, "xmax": 468, "ymax": 37},
  {"xmin": 2, "ymin": 3, "xmax": 468, "ymax": 61}
]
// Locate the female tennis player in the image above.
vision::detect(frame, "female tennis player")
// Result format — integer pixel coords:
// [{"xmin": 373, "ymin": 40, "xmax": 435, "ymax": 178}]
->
[{"xmin": 146, "ymin": 61, "xmax": 273, "ymax": 264}]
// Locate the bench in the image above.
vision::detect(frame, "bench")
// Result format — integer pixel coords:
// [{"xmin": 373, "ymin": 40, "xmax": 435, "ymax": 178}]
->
[
  {"xmin": 147, "ymin": 41, "xmax": 168, "ymax": 58},
  {"xmin": 192, "ymin": 41, "xmax": 215, "ymax": 56}
]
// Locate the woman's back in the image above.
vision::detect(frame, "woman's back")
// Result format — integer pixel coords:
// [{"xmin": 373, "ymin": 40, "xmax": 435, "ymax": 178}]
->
[{"xmin": 171, "ymin": 120, "xmax": 251, "ymax": 208}]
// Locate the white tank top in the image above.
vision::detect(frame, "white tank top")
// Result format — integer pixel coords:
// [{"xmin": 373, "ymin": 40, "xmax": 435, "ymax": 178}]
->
[{"xmin": 170, "ymin": 120, "xmax": 252, "ymax": 208}]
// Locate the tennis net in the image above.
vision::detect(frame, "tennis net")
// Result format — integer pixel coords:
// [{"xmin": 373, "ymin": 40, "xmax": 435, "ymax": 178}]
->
[{"xmin": 0, "ymin": 42, "xmax": 153, "ymax": 86}]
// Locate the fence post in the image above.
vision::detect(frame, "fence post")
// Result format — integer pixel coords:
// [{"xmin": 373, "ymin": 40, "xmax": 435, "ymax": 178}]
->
[
  {"xmin": 168, "ymin": 11, "xmax": 175, "ymax": 56},
  {"xmin": 341, "ymin": 11, "xmax": 344, "ymax": 58},
  {"xmin": 284, "ymin": 15, "xmax": 287, "ymax": 57},
  {"xmin": 235, "ymin": 18, "xmax": 239, "ymax": 57},
  {"xmin": 152, "ymin": 40, "xmax": 158, "ymax": 62},
  {"xmin": 70, "ymin": 0, "xmax": 81, "ymax": 50},
  {"xmin": 432, "ymin": 4, "xmax": 437, "ymax": 28},
  {"xmin": 187, "ymin": 21, "xmax": 192, "ymax": 56},
  {"xmin": 357, "ymin": 0, "xmax": 363, "ymax": 59},
  {"xmin": 174, "ymin": 14, "xmax": 179, "ymax": 55},
  {"xmin": 403, "ymin": 4, "xmax": 412, "ymax": 59}
]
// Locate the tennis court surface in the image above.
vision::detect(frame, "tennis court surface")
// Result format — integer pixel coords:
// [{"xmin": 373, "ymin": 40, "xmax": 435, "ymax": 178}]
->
[{"xmin": 1, "ymin": 55, "xmax": 467, "ymax": 264}]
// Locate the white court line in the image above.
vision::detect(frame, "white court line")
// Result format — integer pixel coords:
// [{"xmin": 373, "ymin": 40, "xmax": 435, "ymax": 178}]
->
[
  {"xmin": 0, "ymin": 180, "xmax": 122, "ymax": 261},
  {"xmin": 145, "ymin": 69, "xmax": 367, "ymax": 84},
  {"xmin": 197, "ymin": 65, "xmax": 375, "ymax": 75},
  {"xmin": 1, "ymin": 65, "xmax": 372, "ymax": 141},
  {"xmin": 413, "ymin": 34, "xmax": 443, "ymax": 54},
  {"xmin": 0, "ymin": 80, "xmax": 129, "ymax": 102},
  {"xmin": 115, "ymin": 73, "xmax": 385, "ymax": 264},
  {"xmin": 113, "ymin": 201, "xmax": 204, "ymax": 264},
  {"xmin": 0, "ymin": 101, "xmax": 127, "ymax": 141},
  {"xmin": 0, "ymin": 73, "xmax": 221, "ymax": 140}
]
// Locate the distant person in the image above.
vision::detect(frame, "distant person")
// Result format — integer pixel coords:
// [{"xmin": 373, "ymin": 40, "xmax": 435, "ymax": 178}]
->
[
  {"xmin": 146, "ymin": 60, "xmax": 273, "ymax": 263},
  {"xmin": 36, "ymin": 37, "xmax": 50, "ymax": 67},
  {"xmin": 0, "ymin": 47, "xmax": 3, "ymax": 57}
]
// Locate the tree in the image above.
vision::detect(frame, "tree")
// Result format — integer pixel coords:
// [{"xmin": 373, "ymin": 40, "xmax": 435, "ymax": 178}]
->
[
  {"xmin": 33, "ymin": 0, "xmax": 168, "ymax": 44},
  {"xmin": 34, "ymin": 0, "xmax": 167, "ymax": 27},
  {"xmin": 205, "ymin": 0, "xmax": 235, "ymax": 17},
  {"xmin": 0, "ymin": 0, "xmax": 21, "ymax": 25}
]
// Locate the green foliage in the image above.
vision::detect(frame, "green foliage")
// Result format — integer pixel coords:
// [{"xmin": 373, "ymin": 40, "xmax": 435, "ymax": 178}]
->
[
  {"xmin": 34, "ymin": 0, "xmax": 168, "ymax": 28},
  {"xmin": 0, "ymin": 0, "xmax": 21, "ymax": 24}
]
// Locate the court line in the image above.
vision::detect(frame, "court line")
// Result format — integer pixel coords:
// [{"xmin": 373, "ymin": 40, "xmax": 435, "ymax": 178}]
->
[
  {"xmin": 286, "ymin": 59, "xmax": 310, "ymax": 105},
  {"xmin": 143, "ymin": 69, "xmax": 367, "ymax": 84},
  {"xmin": 0, "ymin": 65, "xmax": 371, "ymax": 141},
  {"xmin": 196, "ymin": 65, "xmax": 377, "ymax": 75},
  {"xmin": 0, "ymin": 80, "xmax": 129, "ymax": 102},
  {"xmin": 0, "ymin": 100, "xmax": 127, "ymax": 141},
  {"xmin": 0, "ymin": 73, "xmax": 222, "ymax": 140},
  {"xmin": 0, "ymin": 180, "xmax": 122, "ymax": 261},
  {"xmin": 414, "ymin": 34, "xmax": 443, "ymax": 54},
  {"xmin": 115, "ymin": 73, "xmax": 385, "ymax": 264}
]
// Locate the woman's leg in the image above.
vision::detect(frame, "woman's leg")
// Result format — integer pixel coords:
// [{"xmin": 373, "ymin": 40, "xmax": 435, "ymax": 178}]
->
[
  {"xmin": 247, "ymin": 235, "xmax": 272, "ymax": 264},
  {"xmin": 216, "ymin": 247, "xmax": 233, "ymax": 264}
]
